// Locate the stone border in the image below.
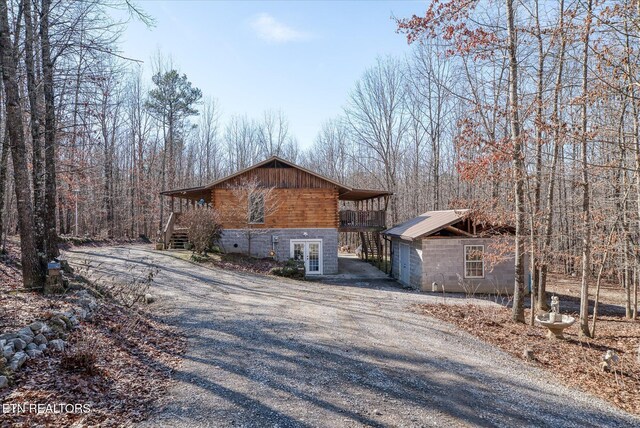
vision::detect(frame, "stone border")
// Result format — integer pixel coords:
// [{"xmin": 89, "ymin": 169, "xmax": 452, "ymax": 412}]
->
[{"xmin": 0, "ymin": 290, "xmax": 98, "ymax": 389}]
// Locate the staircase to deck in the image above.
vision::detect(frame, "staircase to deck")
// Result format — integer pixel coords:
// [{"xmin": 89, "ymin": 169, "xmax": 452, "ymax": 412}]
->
[
  {"xmin": 169, "ymin": 228, "xmax": 189, "ymax": 249},
  {"xmin": 359, "ymin": 231, "xmax": 381, "ymax": 260}
]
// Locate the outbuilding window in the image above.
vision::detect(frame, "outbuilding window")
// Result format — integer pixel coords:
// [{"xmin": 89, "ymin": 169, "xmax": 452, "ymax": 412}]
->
[
  {"xmin": 464, "ymin": 245, "xmax": 484, "ymax": 278},
  {"xmin": 249, "ymin": 193, "xmax": 265, "ymax": 224}
]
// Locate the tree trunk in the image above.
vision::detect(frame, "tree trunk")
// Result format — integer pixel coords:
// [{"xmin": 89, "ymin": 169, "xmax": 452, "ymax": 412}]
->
[
  {"xmin": 0, "ymin": 130, "xmax": 9, "ymax": 250},
  {"xmin": 538, "ymin": 0, "xmax": 566, "ymax": 311},
  {"xmin": 630, "ymin": 1, "xmax": 640, "ymax": 321},
  {"xmin": 578, "ymin": 0, "xmax": 593, "ymax": 338},
  {"xmin": 22, "ymin": 0, "xmax": 45, "ymax": 254},
  {"xmin": 0, "ymin": 0, "xmax": 44, "ymax": 287},
  {"xmin": 506, "ymin": 0, "xmax": 525, "ymax": 323},
  {"xmin": 40, "ymin": 0, "xmax": 58, "ymax": 260}
]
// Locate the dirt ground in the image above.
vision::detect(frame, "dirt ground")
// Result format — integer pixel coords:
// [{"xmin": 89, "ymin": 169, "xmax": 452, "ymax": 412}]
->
[{"xmin": 61, "ymin": 245, "xmax": 640, "ymax": 427}]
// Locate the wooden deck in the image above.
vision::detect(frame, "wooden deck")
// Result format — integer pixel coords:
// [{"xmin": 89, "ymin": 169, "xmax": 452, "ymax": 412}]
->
[{"xmin": 338, "ymin": 209, "xmax": 386, "ymax": 231}]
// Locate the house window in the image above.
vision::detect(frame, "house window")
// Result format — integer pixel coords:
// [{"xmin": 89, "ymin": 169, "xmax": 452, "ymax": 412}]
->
[
  {"xmin": 464, "ymin": 245, "xmax": 484, "ymax": 278},
  {"xmin": 249, "ymin": 193, "xmax": 265, "ymax": 224}
]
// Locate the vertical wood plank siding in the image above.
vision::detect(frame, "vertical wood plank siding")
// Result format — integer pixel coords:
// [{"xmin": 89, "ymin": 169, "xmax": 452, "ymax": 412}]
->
[
  {"xmin": 211, "ymin": 167, "xmax": 339, "ymax": 229},
  {"xmin": 213, "ymin": 167, "xmax": 338, "ymax": 189}
]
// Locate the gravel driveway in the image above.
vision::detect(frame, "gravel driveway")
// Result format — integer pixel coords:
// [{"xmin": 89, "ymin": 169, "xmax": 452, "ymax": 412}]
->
[{"xmin": 65, "ymin": 246, "xmax": 639, "ymax": 428}]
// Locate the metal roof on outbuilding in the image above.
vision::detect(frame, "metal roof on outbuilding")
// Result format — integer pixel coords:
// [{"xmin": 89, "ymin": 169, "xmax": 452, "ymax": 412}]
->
[{"xmin": 383, "ymin": 209, "xmax": 470, "ymax": 241}]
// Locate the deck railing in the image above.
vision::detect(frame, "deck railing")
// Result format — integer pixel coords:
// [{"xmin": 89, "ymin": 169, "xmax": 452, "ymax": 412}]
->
[{"xmin": 339, "ymin": 210, "xmax": 386, "ymax": 229}]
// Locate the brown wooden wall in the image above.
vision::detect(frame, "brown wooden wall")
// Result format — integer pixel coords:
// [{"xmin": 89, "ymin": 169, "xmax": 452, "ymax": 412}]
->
[
  {"xmin": 213, "ymin": 166, "xmax": 338, "ymax": 189},
  {"xmin": 212, "ymin": 187, "xmax": 339, "ymax": 229}
]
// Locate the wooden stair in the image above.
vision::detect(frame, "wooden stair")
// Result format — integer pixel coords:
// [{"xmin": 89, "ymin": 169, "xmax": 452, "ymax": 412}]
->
[
  {"xmin": 169, "ymin": 228, "xmax": 189, "ymax": 249},
  {"xmin": 359, "ymin": 231, "xmax": 381, "ymax": 260}
]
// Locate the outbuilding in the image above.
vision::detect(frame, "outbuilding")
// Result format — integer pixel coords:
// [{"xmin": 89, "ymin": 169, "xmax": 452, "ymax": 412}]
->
[{"xmin": 383, "ymin": 209, "xmax": 518, "ymax": 294}]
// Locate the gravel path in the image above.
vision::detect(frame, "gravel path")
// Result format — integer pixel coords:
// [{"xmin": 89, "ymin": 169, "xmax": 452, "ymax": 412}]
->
[{"xmin": 65, "ymin": 245, "xmax": 640, "ymax": 428}]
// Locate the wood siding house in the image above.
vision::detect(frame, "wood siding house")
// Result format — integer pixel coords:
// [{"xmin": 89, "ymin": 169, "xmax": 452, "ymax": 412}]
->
[
  {"xmin": 384, "ymin": 210, "xmax": 520, "ymax": 294},
  {"xmin": 160, "ymin": 157, "xmax": 390, "ymax": 275}
]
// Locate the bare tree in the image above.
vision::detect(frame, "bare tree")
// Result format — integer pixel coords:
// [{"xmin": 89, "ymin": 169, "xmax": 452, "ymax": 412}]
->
[
  {"xmin": 197, "ymin": 97, "xmax": 221, "ymax": 182},
  {"xmin": 0, "ymin": 0, "xmax": 43, "ymax": 287},
  {"xmin": 257, "ymin": 109, "xmax": 290, "ymax": 158},
  {"xmin": 225, "ymin": 114, "xmax": 260, "ymax": 171},
  {"xmin": 505, "ymin": 0, "xmax": 526, "ymax": 323},
  {"xmin": 345, "ymin": 56, "xmax": 408, "ymax": 224},
  {"xmin": 578, "ymin": 0, "xmax": 594, "ymax": 337},
  {"xmin": 226, "ymin": 177, "xmax": 282, "ymax": 257}
]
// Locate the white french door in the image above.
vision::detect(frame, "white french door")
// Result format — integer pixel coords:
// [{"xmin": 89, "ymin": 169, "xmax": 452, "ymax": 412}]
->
[{"xmin": 290, "ymin": 239, "xmax": 323, "ymax": 275}]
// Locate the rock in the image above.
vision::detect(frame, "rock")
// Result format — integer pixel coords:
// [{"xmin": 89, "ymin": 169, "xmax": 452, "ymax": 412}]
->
[
  {"xmin": 26, "ymin": 349, "xmax": 42, "ymax": 359},
  {"xmin": 56, "ymin": 314, "xmax": 73, "ymax": 330},
  {"xmin": 18, "ymin": 334, "xmax": 33, "ymax": 345},
  {"xmin": 26, "ymin": 343, "xmax": 37, "ymax": 351},
  {"xmin": 0, "ymin": 333, "xmax": 17, "ymax": 341},
  {"xmin": 0, "ymin": 376, "xmax": 7, "ymax": 389},
  {"xmin": 68, "ymin": 315, "xmax": 80, "ymax": 327},
  {"xmin": 49, "ymin": 317, "xmax": 68, "ymax": 332},
  {"xmin": 74, "ymin": 308, "xmax": 88, "ymax": 320},
  {"xmin": 144, "ymin": 293, "xmax": 156, "ymax": 304},
  {"xmin": 75, "ymin": 290, "xmax": 90, "ymax": 299},
  {"xmin": 9, "ymin": 351, "xmax": 27, "ymax": 371},
  {"xmin": 29, "ymin": 321, "xmax": 44, "ymax": 333},
  {"xmin": 602, "ymin": 350, "xmax": 619, "ymax": 372},
  {"xmin": 33, "ymin": 334, "xmax": 47, "ymax": 346},
  {"xmin": 79, "ymin": 297, "xmax": 97, "ymax": 312},
  {"xmin": 522, "ymin": 348, "xmax": 535, "ymax": 361},
  {"xmin": 40, "ymin": 323, "xmax": 51, "ymax": 335},
  {"xmin": 49, "ymin": 339, "xmax": 65, "ymax": 352},
  {"xmin": 3, "ymin": 344, "xmax": 15, "ymax": 359},
  {"xmin": 0, "ymin": 357, "xmax": 6, "ymax": 368},
  {"xmin": 374, "ymin": 409, "xmax": 382, "ymax": 416},
  {"xmin": 11, "ymin": 338, "xmax": 26, "ymax": 351},
  {"xmin": 17, "ymin": 327, "xmax": 34, "ymax": 338},
  {"xmin": 59, "ymin": 311, "xmax": 79, "ymax": 327},
  {"xmin": 38, "ymin": 343, "xmax": 47, "ymax": 352},
  {"xmin": 0, "ymin": 339, "xmax": 5, "ymax": 348}
]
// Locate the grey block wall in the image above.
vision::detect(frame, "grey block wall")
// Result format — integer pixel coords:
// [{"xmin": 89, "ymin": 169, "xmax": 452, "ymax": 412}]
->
[
  {"xmin": 421, "ymin": 237, "xmax": 516, "ymax": 294},
  {"xmin": 391, "ymin": 236, "xmax": 519, "ymax": 294},
  {"xmin": 219, "ymin": 228, "xmax": 339, "ymax": 275}
]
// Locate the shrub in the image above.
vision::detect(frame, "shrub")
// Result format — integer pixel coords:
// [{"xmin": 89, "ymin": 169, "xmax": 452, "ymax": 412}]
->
[
  {"xmin": 61, "ymin": 334, "xmax": 100, "ymax": 376},
  {"xmin": 181, "ymin": 208, "xmax": 223, "ymax": 254},
  {"xmin": 190, "ymin": 253, "xmax": 209, "ymax": 263},
  {"xmin": 271, "ymin": 259, "xmax": 305, "ymax": 279}
]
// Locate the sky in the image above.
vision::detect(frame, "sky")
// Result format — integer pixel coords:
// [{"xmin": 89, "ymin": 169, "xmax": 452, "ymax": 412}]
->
[{"xmin": 118, "ymin": 1, "xmax": 427, "ymax": 148}]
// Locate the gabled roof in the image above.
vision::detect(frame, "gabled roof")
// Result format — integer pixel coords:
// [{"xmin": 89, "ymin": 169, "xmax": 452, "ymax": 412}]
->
[
  {"xmin": 383, "ymin": 209, "xmax": 470, "ymax": 240},
  {"xmin": 161, "ymin": 156, "xmax": 392, "ymax": 201},
  {"xmin": 204, "ymin": 156, "xmax": 352, "ymax": 192}
]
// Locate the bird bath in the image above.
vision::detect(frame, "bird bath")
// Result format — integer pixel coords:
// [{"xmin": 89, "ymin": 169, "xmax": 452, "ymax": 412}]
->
[
  {"xmin": 535, "ymin": 296, "xmax": 575, "ymax": 339},
  {"xmin": 535, "ymin": 312, "xmax": 576, "ymax": 339}
]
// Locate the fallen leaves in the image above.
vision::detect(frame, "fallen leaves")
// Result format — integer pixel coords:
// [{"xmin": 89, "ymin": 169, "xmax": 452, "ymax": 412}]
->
[
  {"xmin": 0, "ymin": 300, "xmax": 186, "ymax": 426},
  {"xmin": 198, "ymin": 252, "xmax": 284, "ymax": 275},
  {"xmin": 412, "ymin": 302, "xmax": 640, "ymax": 415}
]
